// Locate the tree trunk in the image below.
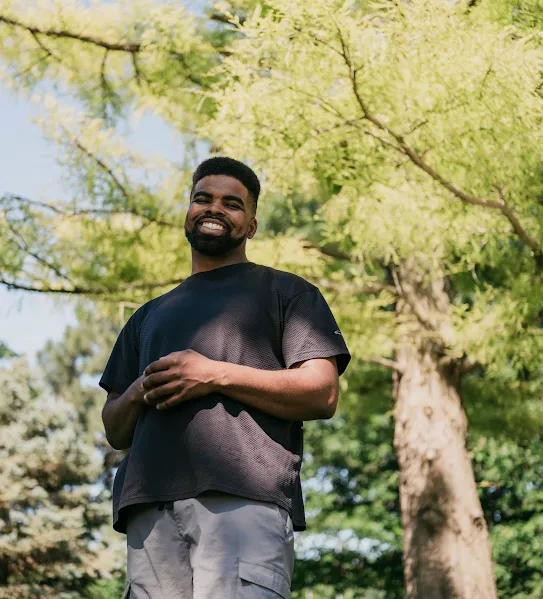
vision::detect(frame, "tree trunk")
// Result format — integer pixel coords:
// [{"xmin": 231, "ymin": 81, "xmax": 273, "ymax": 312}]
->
[{"xmin": 392, "ymin": 261, "xmax": 497, "ymax": 599}]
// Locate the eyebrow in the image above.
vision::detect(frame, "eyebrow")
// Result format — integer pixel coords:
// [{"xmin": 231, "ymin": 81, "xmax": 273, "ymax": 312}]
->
[{"xmin": 192, "ymin": 190, "xmax": 245, "ymax": 207}]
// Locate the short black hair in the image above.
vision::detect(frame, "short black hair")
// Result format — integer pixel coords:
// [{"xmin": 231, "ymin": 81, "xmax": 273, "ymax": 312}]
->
[{"xmin": 192, "ymin": 157, "xmax": 261, "ymax": 212}]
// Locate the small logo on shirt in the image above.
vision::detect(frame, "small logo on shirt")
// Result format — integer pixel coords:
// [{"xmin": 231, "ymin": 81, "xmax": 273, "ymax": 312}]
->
[{"xmin": 334, "ymin": 330, "xmax": 343, "ymax": 336}]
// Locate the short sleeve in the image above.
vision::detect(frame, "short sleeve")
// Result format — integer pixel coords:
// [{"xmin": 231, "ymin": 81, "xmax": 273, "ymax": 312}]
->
[
  {"xmin": 99, "ymin": 312, "xmax": 140, "ymax": 395},
  {"xmin": 282, "ymin": 288, "xmax": 351, "ymax": 375}
]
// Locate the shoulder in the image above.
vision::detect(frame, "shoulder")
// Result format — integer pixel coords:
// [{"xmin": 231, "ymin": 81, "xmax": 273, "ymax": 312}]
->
[
  {"xmin": 125, "ymin": 288, "xmax": 173, "ymax": 331},
  {"xmin": 254, "ymin": 264, "xmax": 318, "ymax": 301}
]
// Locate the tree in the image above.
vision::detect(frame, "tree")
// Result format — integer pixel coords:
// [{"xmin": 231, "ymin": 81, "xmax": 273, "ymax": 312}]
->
[
  {"xmin": 0, "ymin": 357, "xmax": 122, "ymax": 598},
  {"xmin": 0, "ymin": 0, "xmax": 258, "ymax": 298},
  {"xmin": 295, "ymin": 412, "xmax": 404, "ymax": 599},
  {"xmin": 0, "ymin": 0, "xmax": 542, "ymax": 596},
  {"xmin": 36, "ymin": 302, "xmax": 130, "ymax": 495},
  {"xmin": 294, "ymin": 366, "xmax": 543, "ymax": 598},
  {"xmin": 206, "ymin": 1, "xmax": 543, "ymax": 596},
  {"xmin": 36, "ymin": 302, "xmax": 120, "ymax": 435}
]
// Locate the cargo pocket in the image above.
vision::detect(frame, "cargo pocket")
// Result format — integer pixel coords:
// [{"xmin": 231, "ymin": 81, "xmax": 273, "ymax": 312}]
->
[{"xmin": 238, "ymin": 560, "xmax": 290, "ymax": 598}]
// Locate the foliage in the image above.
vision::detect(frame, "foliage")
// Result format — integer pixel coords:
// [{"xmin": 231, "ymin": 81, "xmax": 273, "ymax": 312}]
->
[
  {"xmin": 0, "ymin": 341, "xmax": 18, "ymax": 358},
  {"xmin": 0, "ymin": 0, "xmax": 258, "ymax": 299},
  {"xmin": 209, "ymin": 0, "xmax": 543, "ymax": 389},
  {"xmin": 293, "ymin": 372, "xmax": 543, "ymax": 598},
  {"xmin": 475, "ymin": 436, "xmax": 543, "ymax": 598},
  {"xmin": 84, "ymin": 578, "xmax": 126, "ymax": 599},
  {"xmin": 1, "ymin": 0, "xmax": 543, "ymax": 596},
  {"xmin": 0, "ymin": 358, "xmax": 123, "ymax": 599},
  {"xmin": 1, "ymin": 0, "xmax": 539, "ymax": 424},
  {"xmin": 36, "ymin": 302, "xmax": 119, "ymax": 435},
  {"xmin": 294, "ymin": 412, "xmax": 404, "ymax": 599}
]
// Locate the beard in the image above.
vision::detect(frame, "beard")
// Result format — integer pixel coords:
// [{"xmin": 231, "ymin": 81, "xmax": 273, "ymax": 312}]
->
[{"xmin": 185, "ymin": 220, "xmax": 246, "ymax": 256}]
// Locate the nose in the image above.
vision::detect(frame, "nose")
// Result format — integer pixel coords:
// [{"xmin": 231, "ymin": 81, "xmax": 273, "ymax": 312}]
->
[{"xmin": 205, "ymin": 200, "xmax": 226, "ymax": 216}]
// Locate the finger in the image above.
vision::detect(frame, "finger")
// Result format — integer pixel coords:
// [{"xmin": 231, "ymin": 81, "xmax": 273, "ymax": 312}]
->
[
  {"xmin": 142, "ymin": 370, "xmax": 176, "ymax": 389},
  {"xmin": 143, "ymin": 356, "xmax": 171, "ymax": 376},
  {"xmin": 144, "ymin": 382, "xmax": 180, "ymax": 404},
  {"xmin": 156, "ymin": 392, "xmax": 185, "ymax": 410}
]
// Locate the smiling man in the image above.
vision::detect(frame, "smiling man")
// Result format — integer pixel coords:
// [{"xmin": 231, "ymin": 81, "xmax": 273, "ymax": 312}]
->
[{"xmin": 100, "ymin": 157, "xmax": 350, "ymax": 599}]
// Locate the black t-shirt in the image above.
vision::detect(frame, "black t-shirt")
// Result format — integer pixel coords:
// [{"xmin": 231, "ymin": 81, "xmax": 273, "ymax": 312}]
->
[{"xmin": 100, "ymin": 262, "xmax": 350, "ymax": 533}]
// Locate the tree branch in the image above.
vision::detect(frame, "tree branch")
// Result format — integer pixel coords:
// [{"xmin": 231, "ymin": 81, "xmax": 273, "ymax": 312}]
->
[
  {"xmin": 64, "ymin": 129, "xmax": 132, "ymax": 204},
  {"xmin": 0, "ymin": 15, "xmax": 141, "ymax": 53},
  {"xmin": 334, "ymin": 25, "xmax": 543, "ymax": 270},
  {"xmin": 390, "ymin": 265, "xmax": 440, "ymax": 333},
  {"xmin": 2, "ymin": 14, "xmax": 213, "ymax": 91},
  {"xmin": 99, "ymin": 49, "xmax": 118, "ymax": 122},
  {"xmin": 62, "ymin": 207, "xmax": 181, "ymax": 228},
  {"xmin": 3, "ymin": 219, "xmax": 73, "ymax": 284},
  {"xmin": 303, "ymin": 242, "xmax": 352, "ymax": 261},
  {"xmin": 309, "ymin": 277, "xmax": 396, "ymax": 297},
  {"xmin": 29, "ymin": 30, "xmax": 65, "ymax": 64},
  {"xmin": 304, "ymin": 243, "xmax": 398, "ymax": 295},
  {"xmin": 367, "ymin": 357, "xmax": 404, "ymax": 373},
  {"xmin": 209, "ymin": 13, "xmax": 244, "ymax": 27},
  {"xmin": 2, "ymin": 194, "xmax": 181, "ymax": 229},
  {"xmin": 131, "ymin": 52, "xmax": 142, "ymax": 87},
  {"xmin": 171, "ymin": 52, "xmax": 205, "ymax": 87},
  {"xmin": 0, "ymin": 275, "xmax": 186, "ymax": 296}
]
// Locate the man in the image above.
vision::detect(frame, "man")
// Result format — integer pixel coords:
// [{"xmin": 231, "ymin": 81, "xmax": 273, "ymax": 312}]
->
[{"xmin": 100, "ymin": 157, "xmax": 350, "ymax": 599}]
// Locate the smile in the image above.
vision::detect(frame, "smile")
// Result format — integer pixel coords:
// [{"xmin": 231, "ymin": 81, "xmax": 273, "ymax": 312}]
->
[{"xmin": 198, "ymin": 219, "xmax": 227, "ymax": 232}]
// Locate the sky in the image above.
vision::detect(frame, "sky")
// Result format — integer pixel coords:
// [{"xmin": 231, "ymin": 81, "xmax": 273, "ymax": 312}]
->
[{"xmin": 0, "ymin": 87, "xmax": 185, "ymax": 358}]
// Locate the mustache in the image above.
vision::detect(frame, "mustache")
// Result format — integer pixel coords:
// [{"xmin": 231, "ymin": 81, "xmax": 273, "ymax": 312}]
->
[{"xmin": 194, "ymin": 214, "xmax": 232, "ymax": 231}]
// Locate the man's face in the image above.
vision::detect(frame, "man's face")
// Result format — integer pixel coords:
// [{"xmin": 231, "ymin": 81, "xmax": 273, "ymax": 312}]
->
[{"xmin": 184, "ymin": 174, "xmax": 258, "ymax": 256}]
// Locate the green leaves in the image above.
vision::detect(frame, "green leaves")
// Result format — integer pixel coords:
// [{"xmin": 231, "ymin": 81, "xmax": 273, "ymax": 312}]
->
[
  {"xmin": 0, "ymin": 358, "xmax": 123, "ymax": 599},
  {"xmin": 473, "ymin": 436, "xmax": 543, "ymax": 598},
  {"xmin": 296, "ymin": 392, "xmax": 543, "ymax": 598},
  {"xmin": 1, "ymin": 1, "xmax": 542, "ymax": 595}
]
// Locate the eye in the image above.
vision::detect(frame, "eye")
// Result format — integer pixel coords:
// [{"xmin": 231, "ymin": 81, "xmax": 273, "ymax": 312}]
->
[
  {"xmin": 193, "ymin": 197, "xmax": 209, "ymax": 204},
  {"xmin": 227, "ymin": 203, "xmax": 241, "ymax": 209}
]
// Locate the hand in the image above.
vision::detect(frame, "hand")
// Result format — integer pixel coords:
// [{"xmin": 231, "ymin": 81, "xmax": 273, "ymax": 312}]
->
[{"xmin": 142, "ymin": 350, "xmax": 221, "ymax": 410}]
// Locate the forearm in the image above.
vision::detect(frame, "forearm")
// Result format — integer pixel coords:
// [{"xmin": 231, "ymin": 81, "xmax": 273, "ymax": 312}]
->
[
  {"xmin": 102, "ymin": 375, "xmax": 146, "ymax": 450},
  {"xmin": 215, "ymin": 360, "xmax": 338, "ymax": 421}
]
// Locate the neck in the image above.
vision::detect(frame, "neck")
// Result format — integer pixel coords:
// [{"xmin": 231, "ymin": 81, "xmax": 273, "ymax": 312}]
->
[{"xmin": 190, "ymin": 248, "xmax": 249, "ymax": 275}]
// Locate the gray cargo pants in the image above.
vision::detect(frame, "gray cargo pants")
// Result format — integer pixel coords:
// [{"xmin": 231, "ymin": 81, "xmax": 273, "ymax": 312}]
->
[{"xmin": 124, "ymin": 492, "xmax": 295, "ymax": 599}]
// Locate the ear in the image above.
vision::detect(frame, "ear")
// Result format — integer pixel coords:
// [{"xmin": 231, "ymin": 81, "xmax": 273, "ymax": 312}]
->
[{"xmin": 247, "ymin": 217, "xmax": 258, "ymax": 240}]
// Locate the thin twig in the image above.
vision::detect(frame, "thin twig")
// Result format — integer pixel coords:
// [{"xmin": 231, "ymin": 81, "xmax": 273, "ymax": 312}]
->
[
  {"xmin": 2, "ymin": 194, "xmax": 181, "ymax": 228},
  {"xmin": 29, "ymin": 30, "xmax": 64, "ymax": 64},
  {"xmin": 64, "ymin": 128, "xmax": 132, "ymax": 203},
  {"xmin": 99, "ymin": 49, "xmax": 115, "ymax": 121},
  {"xmin": 0, "ymin": 15, "xmax": 140, "ymax": 52},
  {"xmin": 4, "ymin": 219, "xmax": 73, "ymax": 283},
  {"xmin": 368, "ymin": 357, "xmax": 404, "ymax": 373},
  {"xmin": 303, "ymin": 242, "xmax": 352, "ymax": 261},
  {"xmin": 131, "ymin": 53, "xmax": 142, "ymax": 87},
  {"xmin": 309, "ymin": 277, "xmax": 396, "ymax": 296},
  {"xmin": 0, "ymin": 275, "xmax": 186, "ymax": 296}
]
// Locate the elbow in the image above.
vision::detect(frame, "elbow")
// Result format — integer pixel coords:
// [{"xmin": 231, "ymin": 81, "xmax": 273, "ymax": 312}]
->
[
  {"xmin": 102, "ymin": 415, "xmax": 117, "ymax": 450},
  {"xmin": 319, "ymin": 388, "xmax": 339, "ymax": 420},
  {"xmin": 104, "ymin": 429, "xmax": 126, "ymax": 451},
  {"xmin": 103, "ymin": 419, "xmax": 130, "ymax": 451},
  {"xmin": 106, "ymin": 435, "xmax": 129, "ymax": 451},
  {"xmin": 322, "ymin": 400, "xmax": 337, "ymax": 419},
  {"xmin": 102, "ymin": 404, "xmax": 131, "ymax": 450}
]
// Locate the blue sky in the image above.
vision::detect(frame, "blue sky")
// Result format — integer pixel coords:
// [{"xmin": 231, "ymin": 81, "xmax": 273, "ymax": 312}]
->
[{"xmin": 0, "ymin": 87, "xmax": 185, "ymax": 358}]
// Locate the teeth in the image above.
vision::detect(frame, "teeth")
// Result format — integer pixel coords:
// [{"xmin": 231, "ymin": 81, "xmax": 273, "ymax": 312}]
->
[{"xmin": 200, "ymin": 221, "xmax": 225, "ymax": 231}]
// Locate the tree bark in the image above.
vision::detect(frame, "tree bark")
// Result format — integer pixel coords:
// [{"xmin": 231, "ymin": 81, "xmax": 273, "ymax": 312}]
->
[{"xmin": 392, "ymin": 261, "xmax": 497, "ymax": 599}]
